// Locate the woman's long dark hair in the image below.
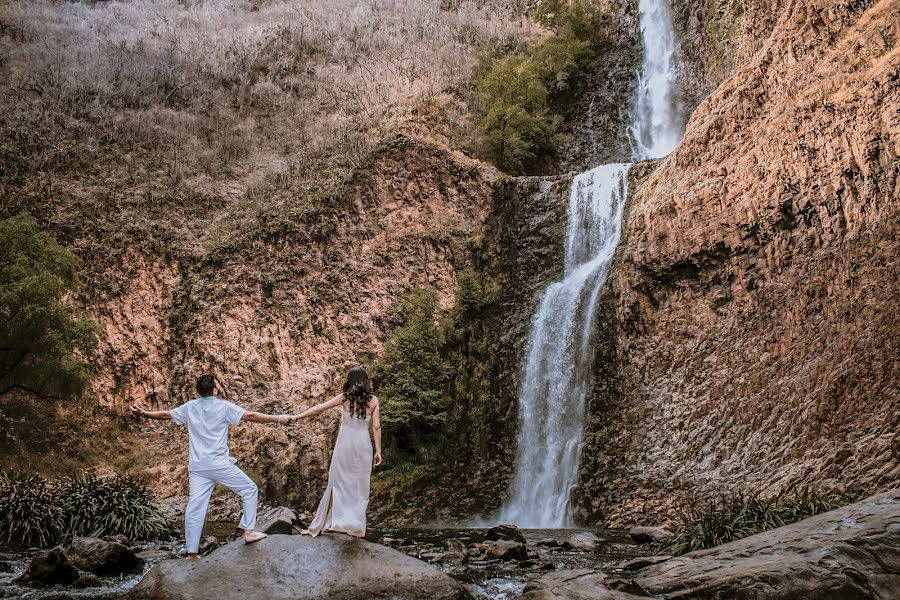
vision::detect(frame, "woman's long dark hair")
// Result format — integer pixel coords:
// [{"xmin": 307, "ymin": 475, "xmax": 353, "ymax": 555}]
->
[{"xmin": 343, "ymin": 366, "xmax": 372, "ymax": 419}]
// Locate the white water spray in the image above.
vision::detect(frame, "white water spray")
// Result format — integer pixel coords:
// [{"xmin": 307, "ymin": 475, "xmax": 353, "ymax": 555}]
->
[{"xmin": 499, "ymin": 0, "xmax": 684, "ymax": 527}]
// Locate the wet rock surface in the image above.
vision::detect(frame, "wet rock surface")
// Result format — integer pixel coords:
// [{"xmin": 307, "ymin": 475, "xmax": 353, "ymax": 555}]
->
[
  {"xmin": 16, "ymin": 547, "xmax": 80, "ymax": 587},
  {"xmin": 64, "ymin": 537, "xmax": 145, "ymax": 575}
]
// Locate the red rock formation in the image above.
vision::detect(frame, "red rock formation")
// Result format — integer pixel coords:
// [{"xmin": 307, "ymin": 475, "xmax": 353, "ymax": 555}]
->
[{"xmin": 584, "ymin": 0, "xmax": 899, "ymax": 525}]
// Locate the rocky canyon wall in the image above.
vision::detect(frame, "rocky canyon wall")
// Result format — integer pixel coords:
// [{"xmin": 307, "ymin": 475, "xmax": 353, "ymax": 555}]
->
[{"xmin": 578, "ymin": 0, "xmax": 900, "ymax": 525}]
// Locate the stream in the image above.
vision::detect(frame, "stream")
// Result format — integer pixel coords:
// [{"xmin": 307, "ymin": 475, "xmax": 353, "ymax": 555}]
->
[{"xmin": 0, "ymin": 525, "xmax": 654, "ymax": 600}]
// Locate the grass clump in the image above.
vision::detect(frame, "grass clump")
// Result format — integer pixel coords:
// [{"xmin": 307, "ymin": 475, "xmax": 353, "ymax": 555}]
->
[
  {"xmin": 0, "ymin": 471, "xmax": 171, "ymax": 548},
  {"xmin": 0, "ymin": 472, "xmax": 66, "ymax": 549},
  {"xmin": 56, "ymin": 472, "xmax": 172, "ymax": 541},
  {"xmin": 660, "ymin": 489, "xmax": 859, "ymax": 555}
]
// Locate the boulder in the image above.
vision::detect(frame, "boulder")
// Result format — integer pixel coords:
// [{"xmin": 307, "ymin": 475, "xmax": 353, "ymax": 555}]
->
[
  {"xmin": 16, "ymin": 547, "xmax": 80, "ymax": 587},
  {"xmin": 124, "ymin": 533, "xmax": 472, "ymax": 600},
  {"xmin": 445, "ymin": 538, "xmax": 466, "ymax": 553},
  {"xmin": 484, "ymin": 540, "xmax": 529, "ymax": 561},
  {"xmin": 519, "ymin": 570, "xmax": 647, "ymax": 600},
  {"xmin": 436, "ymin": 551, "xmax": 468, "ymax": 565},
  {"xmin": 563, "ymin": 532, "xmax": 600, "ymax": 552},
  {"xmin": 627, "ymin": 527, "xmax": 671, "ymax": 544},
  {"xmin": 74, "ymin": 573, "xmax": 103, "ymax": 588},
  {"xmin": 484, "ymin": 524, "xmax": 526, "ymax": 543},
  {"xmin": 198, "ymin": 536, "xmax": 220, "ymax": 556},
  {"xmin": 632, "ymin": 489, "xmax": 900, "ymax": 599},
  {"xmin": 255, "ymin": 506, "xmax": 299, "ymax": 535},
  {"xmin": 536, "ymin": 538, "xmax": 562, "ymax": 548},
  {"xmin": 105, "ymin": 534, "xmax": 131, "ymax": 546},
  {"xmin": 518, "ymin": 490, "xmax": 900, "ymax": 599},
  {"xmin": 65, "ymin": 536, "xmax": 145, "ymax": 575}
]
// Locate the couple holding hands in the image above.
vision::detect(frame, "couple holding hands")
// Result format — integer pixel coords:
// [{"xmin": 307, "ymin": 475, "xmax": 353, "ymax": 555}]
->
[{"xmin": 131, "ymin": 366, "xmax": 382, "ymax": 560}]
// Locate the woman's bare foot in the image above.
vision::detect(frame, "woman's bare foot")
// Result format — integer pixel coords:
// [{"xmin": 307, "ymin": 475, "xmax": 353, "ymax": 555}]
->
[
  {"xmin": 300, "ymin": 529, "xmax": 312, "ymax": 536},
  {"xmin": 185, "ymin": 554, "xmax": 198, "ymax": 561},
  {"xmin": 243, "ymin": 530, "xmax": 268, "ymax": 544}
]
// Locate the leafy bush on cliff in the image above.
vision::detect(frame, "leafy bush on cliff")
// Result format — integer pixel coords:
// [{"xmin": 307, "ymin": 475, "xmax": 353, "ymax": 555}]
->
[
  {"xmin": 0, "ymin": 213, "xmax": 98, "ymax": 399},
  {"xmin": 373, "ymin": 289, "xmax": 452, "ymax": 456},
  {"xmin": 0, "ymin": 472, "xmax": 65, "ymax": 548},
  {"xmin": 475, "ymin": 0, "xmax": 602, "ymax": 173},
  {"xmin": 0, "ymin": 471, "xmax": 171, "ymax": 548},
  {"xmin": 660, "ymin": 489, "xmax": 860, "ymax": 555}
]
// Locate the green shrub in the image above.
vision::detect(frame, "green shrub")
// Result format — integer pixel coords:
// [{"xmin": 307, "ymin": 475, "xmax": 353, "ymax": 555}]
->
[
  {"xmin": 56, "ymin": 473, "xmax": 172, "ymax": 541},
  {"xmin": 476, "ymin": 54, "xmax": 559, "ymax": 174},
  {"xmin": 474, "ymin": 0, "xmax": 603, "ymax": 173},
  {"xmin": 372, "ymin": 289, "xmax": 452, "ymax": 457},
  {"xmin": 0, "ymin": 213, "xmax": 98, "ymax": 399},
  {"xmin": 0, "ymin": 471, "xmax": 171, "ymax": 548},
  {"xmin": 0, "ymin": 472, "xmax": 65, "ymax": 548},
  {"xmin": 660, "ymin": 489, "xmax": 859, "ymax": 555}
]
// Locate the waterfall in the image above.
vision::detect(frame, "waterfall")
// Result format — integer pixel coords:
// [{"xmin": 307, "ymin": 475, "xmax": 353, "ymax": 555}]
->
[
  {"xmin": 631, "ymin": 0, "xmax": 683, "ymax": 160},
  {"xmin": 499, "ymin": 0, "xmax": 684, "ymax": 527}
]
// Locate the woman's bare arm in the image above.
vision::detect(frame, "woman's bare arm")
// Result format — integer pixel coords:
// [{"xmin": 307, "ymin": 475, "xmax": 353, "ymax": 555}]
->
[
  {"xmin": 295, "ymin": 393, "xmax": 344, "ymax": 419},
  {"xmin": 371, "ymin": 397, "xmax": 382, "ymax": 467}
]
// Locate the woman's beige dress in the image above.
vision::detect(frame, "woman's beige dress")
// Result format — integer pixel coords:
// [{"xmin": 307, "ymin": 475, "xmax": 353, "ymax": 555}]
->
[{"xmin": 307, "ymin": 406, "xmax": 373, "ymax": 537}]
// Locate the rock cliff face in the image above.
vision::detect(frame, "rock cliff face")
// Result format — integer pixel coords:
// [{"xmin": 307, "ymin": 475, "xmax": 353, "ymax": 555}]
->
[
  {"xmin": 104, "ymin": 134, "xmax": 497, "ymax": 508},
  {"xmin": 577, "ymin": 0, "xmax": 900, "ymax": 525}
]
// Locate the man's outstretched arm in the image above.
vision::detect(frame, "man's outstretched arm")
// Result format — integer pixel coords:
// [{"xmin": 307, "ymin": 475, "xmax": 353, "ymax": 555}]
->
[
  {"xmin": 131, "ymin": 404, "xmax": 172, "ymax": 420},
  {"xmin": 242, "ymin": 411, "xmax": 293, "ymax": 425}
]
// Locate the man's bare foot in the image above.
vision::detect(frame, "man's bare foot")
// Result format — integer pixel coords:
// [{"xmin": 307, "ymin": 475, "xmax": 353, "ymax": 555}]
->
[
  {"xmin": 185, "ymin": 554, "xmax": 198, "ymax": 561},
  {"xmin": 243, "ymin": 530, "xmax": 268, "ymax": 544}
]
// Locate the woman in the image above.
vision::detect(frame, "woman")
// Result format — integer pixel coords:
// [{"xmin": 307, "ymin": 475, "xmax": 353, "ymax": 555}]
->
[{"xmin": 295, "ymin": 366, "xmax": 382, "ymax": 537}]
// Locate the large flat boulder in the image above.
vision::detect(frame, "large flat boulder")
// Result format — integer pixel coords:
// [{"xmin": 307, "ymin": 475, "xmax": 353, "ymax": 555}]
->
[
  {"xmin": 517, "ymin": 490, "xmax": 900, "ymax": 599},
  {"xmin": 124, "ymin": 533, "xmax": 472, "ymax": 600}
]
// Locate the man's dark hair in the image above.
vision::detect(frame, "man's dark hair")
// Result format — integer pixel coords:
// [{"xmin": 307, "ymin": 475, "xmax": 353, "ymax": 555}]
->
[{"xmin": 195, "ymin": 374, "xmax": 216, "ymax": 396}]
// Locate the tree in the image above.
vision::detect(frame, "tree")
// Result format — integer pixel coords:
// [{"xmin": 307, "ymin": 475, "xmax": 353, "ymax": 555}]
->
[
  {"xmin": 476, "ymin": 54, "xmax": 559, "ymax": 174},
  {"xmin": 0, "ymin": 213, "xmax": 98, "ymax": 398},
  {"xmin": 372, "ymin": 289, "xmax": 452, "ymax": 455}
]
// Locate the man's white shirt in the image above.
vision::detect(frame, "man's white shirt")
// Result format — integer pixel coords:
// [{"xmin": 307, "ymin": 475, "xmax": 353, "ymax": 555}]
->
[{"xmin": 170, "ymin": 396, "xmax": 246, "ymax": 471}]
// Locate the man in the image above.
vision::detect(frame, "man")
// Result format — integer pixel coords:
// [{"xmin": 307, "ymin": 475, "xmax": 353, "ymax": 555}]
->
[{"xmin": 131, "ymin": 373, "xmax": 293, "ymax": 560}]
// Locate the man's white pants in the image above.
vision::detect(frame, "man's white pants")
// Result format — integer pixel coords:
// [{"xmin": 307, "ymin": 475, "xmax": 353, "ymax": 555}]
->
[{"xmin": 186, "ymin": 465, "xmax": 258, "ymax": 553}]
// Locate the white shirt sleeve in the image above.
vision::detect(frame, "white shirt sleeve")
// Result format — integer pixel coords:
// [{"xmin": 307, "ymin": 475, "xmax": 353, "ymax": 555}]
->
[
  {"xmin": 223, "ymin": 400, "xmax": 246, "ymax": 426},
  {"xmin": 170, "ymin": 402, "xmax": 189, "ymax": 426}
]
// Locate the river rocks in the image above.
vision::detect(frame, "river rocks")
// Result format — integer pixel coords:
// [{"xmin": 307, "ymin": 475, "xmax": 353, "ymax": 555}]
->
[
  {"xmin": 563, "ymin": 532, "xmax": 600, "ymax": 552},
  {"xmin": 518, "ymin": 491, "xmax": 900, "ymax": 599},
  {"xmin": 627, "ymin": 527, "xmax": 671, "ymax": 544},
  {"xmin": 124, "ymin": 533, "xmax": 472, "ymax": 600},
  {"xmin": 198, "ymin": 536, "xmax": 220, "ymax": 556},
  {"xmin": 74, "ymin": 572, "xmax": 103, "ymax": 588},
  {"xmin": 16, "ymin": 547, "xmax": 80, "ymax": 587},
  {"xmin": 519, "ymin": 570, "xmax": 646, "ymax": 600},
  {"xmin": 436, "ymin": 551, "xmax": 468, "ymax": 565},
  {"xmin": 536, "ymin": 538, "xmax": 562, "ymax": 548},
  {"xmin": 255, "ymin": 506, "xmax": 299, "ymax": 535},
  {"xmin": 484, "ymin": 540, "xmax": 529, "ymax": 561},
  {"xmin": 64, "ymin": 537, "xmax": 145, "ymax": 575},
  {"xmin": 484, "ymin": 524, "xmax": 527, "ymax": 543}
]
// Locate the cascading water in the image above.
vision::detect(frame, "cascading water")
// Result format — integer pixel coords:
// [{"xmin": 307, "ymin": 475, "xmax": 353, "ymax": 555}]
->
[
  {"xmin": 631, "ymin": 0, "xmax": 684, "ymax": 160},
  {"xmin": 499, "ymin": 0, "xmax": 685, "ymax": 527}
]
